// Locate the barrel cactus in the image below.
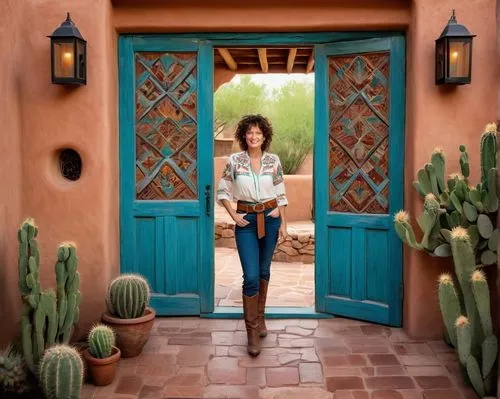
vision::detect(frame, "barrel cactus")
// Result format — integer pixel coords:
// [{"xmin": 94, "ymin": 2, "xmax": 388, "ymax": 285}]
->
[
  {"xmin": 88, "ymin": 324, "xmax": 115, "ymax": 359},
  {"xmin": 106, "ymin": 274, "xmax": 150, "ymax": 319},
  {"xmin": 39, "ymin": 345, "xmax": 83, "ymax": 399},
  {"xmin": 0, "ymin": 344, "xmax": 27, "ymax": 393},
  {"xmin": 18, "ymin": 218, "xmax": 81, "ymax": 373}
]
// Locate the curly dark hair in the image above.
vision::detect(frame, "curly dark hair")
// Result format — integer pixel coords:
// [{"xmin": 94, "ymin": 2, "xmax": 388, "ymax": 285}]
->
[{"xmin": 234, "ymin": 114, "xmax": 273, "ymax": 152}]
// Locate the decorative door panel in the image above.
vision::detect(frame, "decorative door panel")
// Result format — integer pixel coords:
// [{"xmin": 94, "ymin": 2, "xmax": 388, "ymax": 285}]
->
[
  {"xmin": 119, "ymin": 37, "xmax": 214, "ymax": 316},
  {"xmin": 314, "ymin": 37, "xmax": 405, "ymax": 326}
]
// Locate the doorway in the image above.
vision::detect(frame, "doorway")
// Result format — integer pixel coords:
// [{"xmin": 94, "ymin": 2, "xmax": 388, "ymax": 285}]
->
[
  {"xmin": 212, "ymin": 47, "xmax": 316, "ymax": 309},
  {"xmin": 118, "ymin": 33, "xmax": 405, "ymax": 326}
]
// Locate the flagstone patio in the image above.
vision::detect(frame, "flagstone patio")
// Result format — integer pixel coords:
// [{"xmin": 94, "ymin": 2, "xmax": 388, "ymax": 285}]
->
[
  {"xmin": 81, "ymin": 317, "xmax": 479, "ymax": 399},
  {"xmin": 215, "ymin": 247, "xmax": 315, "ymax": 307}
]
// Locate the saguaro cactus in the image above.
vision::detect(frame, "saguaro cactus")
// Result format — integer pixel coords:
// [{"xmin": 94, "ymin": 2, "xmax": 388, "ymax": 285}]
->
[
  {"xmin": 106, "ymin": 274, "xmax": 150, "ymax": 319},
  {"xmin": 39, "ymin": 345, "xmax": 83, "ymax": 399},
  {"xmin": 18, "ymin": 218, "xmax": 81, "ymax": 373}
]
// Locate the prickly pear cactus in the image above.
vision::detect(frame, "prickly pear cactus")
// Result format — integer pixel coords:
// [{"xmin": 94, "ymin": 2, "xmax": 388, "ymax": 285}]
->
[
  {"xmin": 88, "ymin": 324, "xmax": 115, "ymax": 359},
  {"xmin": 395, "ymin": 123, "xmax": 499, "ymax": 266},
  {"xmin": 395, "ymin": 123, "xmax": 499, "ymax": 398}
]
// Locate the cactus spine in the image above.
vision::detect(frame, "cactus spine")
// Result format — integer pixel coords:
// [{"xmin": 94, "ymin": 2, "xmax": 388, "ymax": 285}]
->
[
  {"xmin": 88, "ymin": 325, "xmax": 115, "ymax": 359},
  {"xmin": 39, "ymin": 345, "xmax": 83, "ymax": 399},
  {"xmin": 394, "ymin": 123, "xmax": 499, "ymax": 397},
  {"xmin": 18, "ymin": 219, "xmax": 81, "ymax": 373},
  {"xmin": 106, "ymin": 274, "xmax": 150, "ymax": 319}
]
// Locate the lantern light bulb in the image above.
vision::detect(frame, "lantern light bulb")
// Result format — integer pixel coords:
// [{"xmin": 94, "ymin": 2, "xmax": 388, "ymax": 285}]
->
[{"xmin": 451, "ymin": 51, "xmax": 459, "ymax": 59}]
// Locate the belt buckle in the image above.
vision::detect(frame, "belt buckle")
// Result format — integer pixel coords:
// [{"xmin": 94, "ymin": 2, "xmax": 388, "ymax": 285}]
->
[{"xmin": 253, "ymin": 203, "xmax": 265, "ymax": 213}]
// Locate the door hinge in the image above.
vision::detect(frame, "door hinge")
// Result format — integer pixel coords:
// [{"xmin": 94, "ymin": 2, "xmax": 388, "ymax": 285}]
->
[{"xmin": 400, "ymin": 284, "xmax": 404, "ymax": 300}]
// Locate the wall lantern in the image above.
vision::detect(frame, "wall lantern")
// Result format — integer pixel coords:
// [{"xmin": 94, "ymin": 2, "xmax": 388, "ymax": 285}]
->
[
  {"xmin": 48, "ymin": 13, "xmax": 86, "ymax": 85},
  {"xmin": 435, "ymin": 10, "xmax": 475, "ymax": 85}
]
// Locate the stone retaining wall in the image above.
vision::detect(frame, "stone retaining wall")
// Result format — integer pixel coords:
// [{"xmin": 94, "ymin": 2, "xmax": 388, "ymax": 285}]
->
[{"xmin": 215, "ymin": 222, "xmax": 314, "ymax": 264}]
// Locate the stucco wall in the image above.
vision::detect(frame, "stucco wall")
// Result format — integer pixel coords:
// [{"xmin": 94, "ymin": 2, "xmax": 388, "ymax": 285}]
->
[
  {"xmin": 0, "ymin": 0, "xmax": 24, "ymax": 348},
  {"xmin": 0, "ymin": 0, "xmax": 497, "ymax": 346},
  {"xmin": 0, "ymin": 0, "xmax": 119, "ymax": 345},
  {"xmin": 404, "ymin": 0, "xmax": 497, "ymax": 339}
]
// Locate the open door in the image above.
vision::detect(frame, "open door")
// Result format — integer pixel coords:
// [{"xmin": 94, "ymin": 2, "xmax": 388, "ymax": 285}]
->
[
  {"xmin": 119, "ymin": 37, "xmax": 214, "ymax": 315},
  {"xmin": 314, "ymin": 36, "xmax": 405, "ymax": 326}
]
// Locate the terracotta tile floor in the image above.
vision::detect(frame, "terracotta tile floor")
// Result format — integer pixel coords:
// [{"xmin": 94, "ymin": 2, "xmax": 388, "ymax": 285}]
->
[
  {"xmin": 215, "ymin": 247, "xmax": 315, "ymax": 307},
  {"xmin": 82, "ymin": 317, "xmax": 479, "ymax": 399}
]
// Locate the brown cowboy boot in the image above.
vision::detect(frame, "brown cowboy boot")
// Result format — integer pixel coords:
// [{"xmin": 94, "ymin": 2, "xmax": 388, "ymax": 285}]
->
[
  {"xmin": 258, "ymin": 279, "xmax": 269, "ymax": 337},
  {"xmin": 242, "ymin": 293, "xmax": 261, "ymax": 357}
]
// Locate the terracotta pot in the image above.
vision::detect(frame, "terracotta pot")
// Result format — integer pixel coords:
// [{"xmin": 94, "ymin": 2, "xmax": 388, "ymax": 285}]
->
[
  {"xmin": 101, "ymin": 307, "xmax": 156, "ymax": 358},
  {"xmin": 82, "ymin": 346, "xmax": 121, "ymax": 386}
]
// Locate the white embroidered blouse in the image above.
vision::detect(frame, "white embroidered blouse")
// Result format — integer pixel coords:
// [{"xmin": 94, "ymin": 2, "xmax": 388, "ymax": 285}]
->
[{"xmin": 216, "ymin": 151, "xmax": 288, "ymax": 207}]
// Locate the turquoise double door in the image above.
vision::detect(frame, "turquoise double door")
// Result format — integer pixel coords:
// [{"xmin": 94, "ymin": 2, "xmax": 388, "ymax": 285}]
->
[{"xmin": 119, "ymin": 34, "xmax": 405, "ymax": 326}]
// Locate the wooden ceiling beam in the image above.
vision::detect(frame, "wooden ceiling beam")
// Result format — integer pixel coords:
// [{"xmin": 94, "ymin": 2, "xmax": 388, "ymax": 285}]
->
[
  {"xmin": 287, "ymin": 48, "xmax": 297, "ymax": 73},
  {"xmin": 257, "ymin": 48, "xmax": 268, "ymax": 73},
  {"xmin": 217, "ymin": 48, "xmax": 238, "ymax": 71},
  {"xmin": 306, "ymin": 50, "xmax": 315, "ymax": 73}
]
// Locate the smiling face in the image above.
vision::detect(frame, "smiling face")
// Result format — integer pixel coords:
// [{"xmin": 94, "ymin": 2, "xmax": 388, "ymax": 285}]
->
[{"xmin": 245, "ymin": 124, "xmax": 264, "ymax": 150}]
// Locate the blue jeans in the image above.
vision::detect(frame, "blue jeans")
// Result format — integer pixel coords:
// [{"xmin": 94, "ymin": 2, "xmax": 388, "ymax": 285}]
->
[{"xmin": 235, "ymin": 208, "xmax": 281, "ymax": 296}]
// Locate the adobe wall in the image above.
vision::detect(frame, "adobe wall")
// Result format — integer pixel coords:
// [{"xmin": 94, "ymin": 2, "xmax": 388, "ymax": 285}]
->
[{"xmin": 0, "ymin": 0, "xmax": 24, "ymax": 347}]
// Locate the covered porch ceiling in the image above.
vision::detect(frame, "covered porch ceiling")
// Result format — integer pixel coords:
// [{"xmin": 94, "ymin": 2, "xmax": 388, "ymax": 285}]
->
[{"xmin": 214, "ymin": 47, "xmax": 314, "ymax": 74}]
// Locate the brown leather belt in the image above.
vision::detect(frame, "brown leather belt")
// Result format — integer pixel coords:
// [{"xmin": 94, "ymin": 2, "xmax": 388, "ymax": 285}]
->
[{"xmin": 237, "ymin": 198, "xmax": 278, "ymax": 239}]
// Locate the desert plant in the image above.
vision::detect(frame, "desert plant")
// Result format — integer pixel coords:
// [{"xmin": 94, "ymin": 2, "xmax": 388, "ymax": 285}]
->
[
  {"xmin": 106, "ymin": 274, "xmax": 150, "ymax": 319},
  {"xmin": 39, "ymin": 345, "xmax": 83, "ymax": 399},
  {"xmin": 393, "ymin": 123, "xmax": 499, "ymax": 397},
  {"xmin": 88, "ymin": 325, "xmax": 115, "ymax": 359},
  {"xmin": 446, "ymin": 228, "xmax": 497, "ymax": 396},
  {"xmin": 18, "ymin": 218, "xmax": 81, "ymax": 374},
  {"xmin": 0, "ymin": 344, "xmax": 28, "ymax": 393},
  {"xmin": 394, "ymin": 123, "xmax": 498, "ymax": 264}
]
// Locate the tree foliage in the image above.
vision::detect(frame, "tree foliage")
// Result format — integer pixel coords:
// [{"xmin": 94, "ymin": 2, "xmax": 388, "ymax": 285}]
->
[{"xmin": 215, "ymin": 75, "xmax": 314, "ymax": 174}]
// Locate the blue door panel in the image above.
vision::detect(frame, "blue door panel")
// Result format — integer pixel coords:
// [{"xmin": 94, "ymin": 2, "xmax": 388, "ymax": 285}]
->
[
  {"xmin": 365, "ymin": 228, "xmax": 389, "ymax": 303},
  {"xmin": 135, "ymin": 217, "xmax": 157, "ymax": 290},
  {"xmin": 314, "ymin": 36, "xmax": 405, "ymax": 326},
  {"xmin": 119, "ymin": 36, "xmax": 214, "ymax": 316},
  {"xmin": 328, "ymin": 228, "xmax": 352, "ymax": 297}
]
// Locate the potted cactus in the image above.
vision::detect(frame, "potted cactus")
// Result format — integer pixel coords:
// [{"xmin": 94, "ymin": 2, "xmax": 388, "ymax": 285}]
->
[
  {"xmin": 39, "ymin": 345, "xmax": 83, "ymax": 399},
  {"xmin": 82, "ymin": 324, "xmax": 120, "ymax": 386},
  {"xmin": 101, "ymin": 274, "xmax": 155, "ymax": 357}
]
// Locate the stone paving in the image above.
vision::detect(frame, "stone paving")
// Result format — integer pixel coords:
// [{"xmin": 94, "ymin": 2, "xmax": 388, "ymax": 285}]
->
[
  {"xmin": 82, "ymin": 317, "xmax": 479, "ymax": 399},
  {"xmin": 215, "ymin": 247, "xmax": 315, "ymax": 307}
]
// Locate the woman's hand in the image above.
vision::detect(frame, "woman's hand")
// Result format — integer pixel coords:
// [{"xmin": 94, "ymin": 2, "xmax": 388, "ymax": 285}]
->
[
  {"xmin": 278, "ymin": 224, "xmax": 288, "ymax": 243},
  {"xmin": 232, "ymin": 213, "xmax": 249, "ymax": 227},
  {"xmin": 268, "ymin": 208, "xmax": 280, "ymax": 218}
]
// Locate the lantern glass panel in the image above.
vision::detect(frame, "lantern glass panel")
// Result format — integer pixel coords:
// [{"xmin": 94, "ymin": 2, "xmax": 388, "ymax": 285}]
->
[
  {"xmin": 54, "ymin": 40, "xmax": 75, "ymax": 78},
  {"xmin": 76, "ymin": 40, "xmax": 86, "ymax": 80},
  {"xmin": 448, "ymin": 39, "xmax": 470, "ymax": 78}
]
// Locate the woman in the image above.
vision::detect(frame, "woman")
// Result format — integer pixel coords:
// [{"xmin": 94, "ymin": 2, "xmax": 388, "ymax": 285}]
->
[{"xmin": 217, "ymin": 114, "xmax": 288, "ymax": 357}]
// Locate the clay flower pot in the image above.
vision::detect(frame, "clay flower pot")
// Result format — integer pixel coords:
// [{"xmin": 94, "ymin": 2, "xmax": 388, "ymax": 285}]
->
[
  {"xmin": 82, "ymin": 346, "xmax": 121, "ymax": 386},
  {"xmin": 101, "ymin": 307, "xmax": 156, "ymax": 358}
]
